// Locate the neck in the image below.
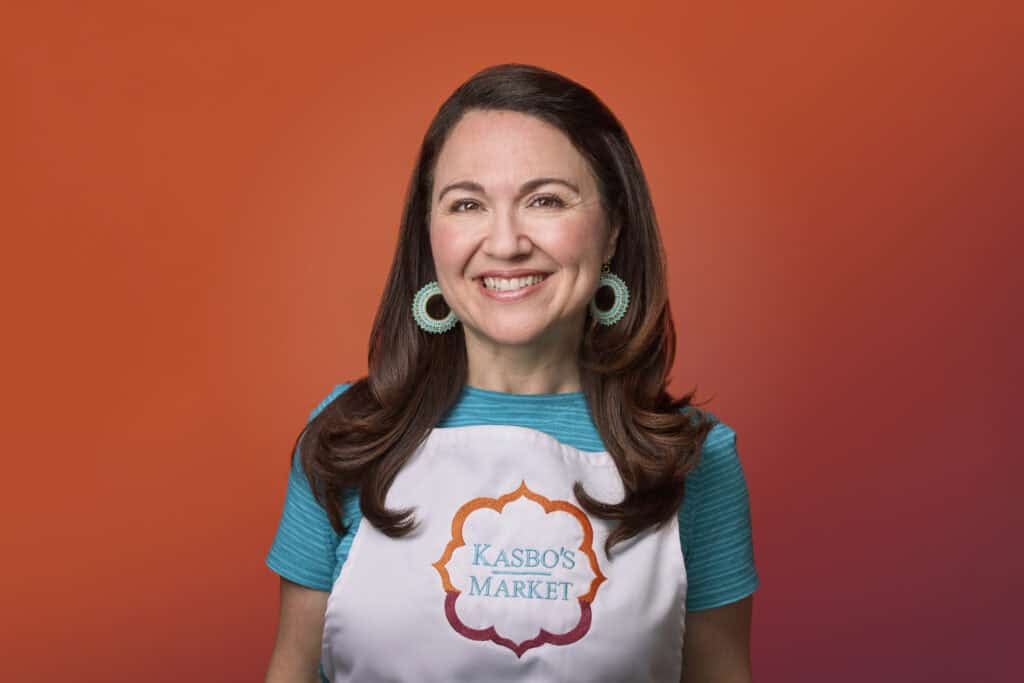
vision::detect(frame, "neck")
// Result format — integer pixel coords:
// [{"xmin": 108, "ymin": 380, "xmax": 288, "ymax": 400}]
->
[{"xmin": 462, "ymin": 322, "xmax": 583, "ymax": 395}]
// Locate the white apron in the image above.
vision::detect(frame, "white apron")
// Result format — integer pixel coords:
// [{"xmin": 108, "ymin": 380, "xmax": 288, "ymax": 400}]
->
[{"xmin": 321, "ymin": 425, "xmax": 687, "ymax": 682}]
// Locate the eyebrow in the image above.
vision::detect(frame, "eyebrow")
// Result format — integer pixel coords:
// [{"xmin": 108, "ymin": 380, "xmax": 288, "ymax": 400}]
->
[{"xmin": 437, "ymin": 177, "xmax": 581, "ymax": 203}]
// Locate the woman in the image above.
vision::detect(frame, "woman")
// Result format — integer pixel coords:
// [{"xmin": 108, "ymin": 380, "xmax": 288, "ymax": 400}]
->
[{"xmin": 265, "ymin": 63, "xmax": 758, "ymax": 683}]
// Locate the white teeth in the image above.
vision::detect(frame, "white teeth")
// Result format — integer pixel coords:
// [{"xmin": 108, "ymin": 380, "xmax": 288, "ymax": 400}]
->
[{"xmin": 482, "ymin": 274, "xmax": 547, "ymax": 291}]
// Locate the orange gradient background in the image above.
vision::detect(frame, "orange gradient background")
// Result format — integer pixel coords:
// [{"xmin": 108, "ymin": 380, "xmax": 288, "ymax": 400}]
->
[{"xmin": 3, "ymin": 1, "xmax": 1020, "ymax": 681}]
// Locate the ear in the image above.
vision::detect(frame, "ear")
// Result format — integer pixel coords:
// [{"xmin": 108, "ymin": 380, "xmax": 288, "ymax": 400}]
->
[{"xmin": 604, "ymin": 221, "xmax": 622, "ymax": 263}]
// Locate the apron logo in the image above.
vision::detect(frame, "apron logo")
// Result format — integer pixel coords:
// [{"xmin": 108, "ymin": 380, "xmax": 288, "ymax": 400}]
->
[{"xmin": 432, "ymin": 481, "xmax": 607, "ymax": 657}]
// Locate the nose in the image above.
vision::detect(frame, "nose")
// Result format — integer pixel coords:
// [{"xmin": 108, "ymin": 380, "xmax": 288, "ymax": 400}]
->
[{"xmin": 482, "ymin": 207, "xmax": 533, "ymax": 260}]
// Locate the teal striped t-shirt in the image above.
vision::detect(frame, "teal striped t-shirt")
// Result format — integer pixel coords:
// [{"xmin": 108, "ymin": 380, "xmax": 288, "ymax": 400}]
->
[{"xmin": 266, "ymin": 382, "xmax": 759, "ymax": 613}]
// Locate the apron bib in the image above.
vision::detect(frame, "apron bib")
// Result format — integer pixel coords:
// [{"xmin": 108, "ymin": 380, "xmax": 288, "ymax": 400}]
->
[{"xmin": 321, "ymin": 424, "xmax": 687, "ymax": 682}]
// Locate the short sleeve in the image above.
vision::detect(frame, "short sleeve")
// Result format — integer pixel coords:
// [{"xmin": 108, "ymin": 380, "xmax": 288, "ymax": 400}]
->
[
  {"xmin": 678, "ymin": 418, "xmax": 760, "ymax": 611},
  {"xmin": 265, "ymin": 383, "xmax": 353, "ymax": 591}
]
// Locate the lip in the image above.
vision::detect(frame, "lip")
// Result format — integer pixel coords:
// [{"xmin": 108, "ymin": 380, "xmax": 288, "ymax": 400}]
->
[
  {"xmin": 477, "ymin": 272, "xmax": 552, "ymax": 301},
  {"xmin": 475, "ymin": 269, "xmax": 552, "ymax": 279}
]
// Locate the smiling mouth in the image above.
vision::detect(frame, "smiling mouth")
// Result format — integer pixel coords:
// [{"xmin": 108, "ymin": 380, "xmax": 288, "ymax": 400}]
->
[{"xmin": 480, "ymin": 273, "xmax": 550, "ymax": 292}]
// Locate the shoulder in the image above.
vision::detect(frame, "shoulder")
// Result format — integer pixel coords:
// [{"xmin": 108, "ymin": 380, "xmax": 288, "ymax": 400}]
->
[
  {"xmin": 679, "ymin": 406, "xmax": 741, "ymax": 478},
  {"xmin": 307, "ymin": 382, "xmax": 355, "ymax": 423},
  {"xmin": 698, "ymin": 419, "xmax": 740, "ymax": 472}
]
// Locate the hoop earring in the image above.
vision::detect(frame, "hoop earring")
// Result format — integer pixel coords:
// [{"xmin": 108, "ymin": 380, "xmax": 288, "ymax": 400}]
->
[
  {"xmin": 589, "ymin": 263, "xmax": 630, "ymax": 326},
  {"xmin": 412, "ymin": 281, "xmax": 459, "ymax": 333}
]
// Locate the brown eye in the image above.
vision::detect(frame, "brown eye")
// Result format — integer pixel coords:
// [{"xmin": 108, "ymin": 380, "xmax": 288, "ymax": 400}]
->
[
  {"xmin": 530, "ymin": 194, "xmax": 566, "ymax": 208},
  {"xmin": 451, "ymin": 199, "xmax": 480, "ymax": 213}
]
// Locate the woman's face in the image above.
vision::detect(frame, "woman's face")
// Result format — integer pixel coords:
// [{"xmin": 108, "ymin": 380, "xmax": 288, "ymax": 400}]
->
[{"xmin": 429, "ymin": 109, "xmax": 620, "ymax": 353}]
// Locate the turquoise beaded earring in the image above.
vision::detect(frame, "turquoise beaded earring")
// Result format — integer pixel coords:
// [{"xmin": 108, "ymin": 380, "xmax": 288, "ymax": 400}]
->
[
  {"xmin": 412, "ymin": 281, "xmax": 459, "ymax": 333},
  {"xmin": 589, "ymin": 262, "xmax": 630, "ymax": 326}
]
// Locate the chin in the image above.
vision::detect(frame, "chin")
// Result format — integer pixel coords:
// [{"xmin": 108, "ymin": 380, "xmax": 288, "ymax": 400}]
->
[{"xmin": 475, "ymin": 319, "xmax": 550, "ymax": 346}]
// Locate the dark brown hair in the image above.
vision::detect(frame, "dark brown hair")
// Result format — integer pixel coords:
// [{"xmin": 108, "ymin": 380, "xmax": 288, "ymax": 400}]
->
[{"xmin": 295, "ymin": 63, "xmax": 717, "ymax": 556}]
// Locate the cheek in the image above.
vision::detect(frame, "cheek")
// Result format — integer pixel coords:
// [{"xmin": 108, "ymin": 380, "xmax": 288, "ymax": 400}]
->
[
  {"xmin": 429, "ymin": 222, "xmax": 469, "ymax": 268},
  {"xmin": 543, "ymin": 217, "xmax": 606, "ymax": 265},
  {"xmin": 430, "ymin": 227, "xmax": 484, "ymax": 295}
]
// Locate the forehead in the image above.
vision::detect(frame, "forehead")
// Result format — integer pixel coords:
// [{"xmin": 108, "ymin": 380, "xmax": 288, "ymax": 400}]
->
[{"xmin": 434, "ymin": 109, "xmax": 594, "ymax": 190}]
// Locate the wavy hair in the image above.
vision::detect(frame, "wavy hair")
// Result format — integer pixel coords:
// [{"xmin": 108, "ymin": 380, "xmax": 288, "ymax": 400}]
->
[{"xmin": 294, "ymin": 63, "xmax": 717, "ymax": 556}]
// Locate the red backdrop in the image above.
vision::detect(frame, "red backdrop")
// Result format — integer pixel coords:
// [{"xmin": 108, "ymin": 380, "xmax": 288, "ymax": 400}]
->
[{"xmin": 4, "ymin": 1, "xmax": 1020, "ymax": 680}]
